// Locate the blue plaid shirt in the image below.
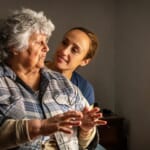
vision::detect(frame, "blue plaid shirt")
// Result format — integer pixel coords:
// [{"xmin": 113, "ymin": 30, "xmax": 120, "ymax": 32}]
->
[{"xmin": 0, "ymin": 63, "xmax": 88, "ymax": 150}]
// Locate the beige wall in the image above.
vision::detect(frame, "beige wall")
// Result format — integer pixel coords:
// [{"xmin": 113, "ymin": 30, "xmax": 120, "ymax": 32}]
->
[{"xmin": 115, "ymin": 1, "xmax": 150, "ymax": 150}]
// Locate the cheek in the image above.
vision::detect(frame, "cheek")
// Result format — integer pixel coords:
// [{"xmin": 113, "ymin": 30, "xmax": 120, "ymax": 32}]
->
[
  {"xmin": 74, "ymin": 57, "xmax": 86, "ymax": 67},
  {"xmin": 69, "ymin": 58, "xmax": 81, "ymax": 66},
  {"xmin": 31, "ymin": 50, "xmax": 41, "ymax": 58},
  {"xmin": 71, "ymin": 55, "xmax": 83, "ymax": 62},
  {"xmin": 56, "ymin": 44, "xmax": 66, "ymax": 53},
  {"xmin": 28, "ymin": 45, "xmax": 40, "ymax": 57},
  {"xmin": 56, "ymin": 48, "xmax": 63, "ymax": 55},
  {"xmin": 28, "ymin": 52, "xmax": 41, "ymax": 65}
]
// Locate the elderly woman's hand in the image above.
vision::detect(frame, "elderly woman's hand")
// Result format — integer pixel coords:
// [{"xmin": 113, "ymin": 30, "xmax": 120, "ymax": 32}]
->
[
  {"xmin": 80, "ymin": 106, "xmax": 107, "ymax": 132},
  {"xmin": 28, "ymin": 110, "xmax": 83, "ymax": 139}
]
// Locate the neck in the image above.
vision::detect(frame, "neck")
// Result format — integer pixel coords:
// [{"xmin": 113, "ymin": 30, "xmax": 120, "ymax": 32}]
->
[
  {"xmin": 61, "ymin": 70, "xmax": 72, "ymax": 80},
  {"xmin": 6, "ymin": 58, "xmax": 40, "ymax": 91},
  {"xmin": 6, "ymin": 58, "xmax": 39, "ymax": 76}
]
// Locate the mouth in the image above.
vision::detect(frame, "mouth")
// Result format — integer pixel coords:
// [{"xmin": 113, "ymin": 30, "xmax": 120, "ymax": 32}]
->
[
  {"xmin": 39, "ymin": 55, "xmax": 46, "ymax": 62},
  {"xmin": 56, "ymin": 55, "xmax": 68, "ymax": 64},
  {"xmin": 41, "ymin": 54, "xmax": 47, "ymax": 58}
]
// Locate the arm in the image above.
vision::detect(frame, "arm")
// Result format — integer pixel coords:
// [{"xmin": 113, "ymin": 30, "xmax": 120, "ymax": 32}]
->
[
  {"xmin": 0, "ymin": 119, "xmax": 30, "ymax": 149},
  {"xmin": 79, "ymin": 125, "xmax": 96, "ymax": 149},
  {"xmin": 79, "ymin": 106, "xmax": 107, "ymax": 149},
  {"xmin": 0, "ymin": 111, "xmax": 83, "ymax": 149}
]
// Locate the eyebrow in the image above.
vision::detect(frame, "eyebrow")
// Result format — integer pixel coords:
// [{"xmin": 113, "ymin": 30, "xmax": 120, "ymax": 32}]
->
[{"xmin": 64, "ymin": 37, "xmax": 81, "ymax": 50}]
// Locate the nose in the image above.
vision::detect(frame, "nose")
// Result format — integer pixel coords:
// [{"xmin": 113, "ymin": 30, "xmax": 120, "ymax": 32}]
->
[
  {"xmin": 43, "ymin": 42, "xmax": 49, "ymax": 52},
  {"xmin": 60, "ymin": 46, "xmax": 71, "ymax": 55}
]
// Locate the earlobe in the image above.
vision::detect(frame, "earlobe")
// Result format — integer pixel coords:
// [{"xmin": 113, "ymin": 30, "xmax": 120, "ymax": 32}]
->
[
  {"xmin": 80, "ymin": 58, "xmax": 91, "ymax": 67},
  {"xmin": 10, "ymin": 48, "xmax": 19, "ymax": 55},
  {"xmin": 13, "ymin": 51, "xmax": 19, "ymax": 56}
]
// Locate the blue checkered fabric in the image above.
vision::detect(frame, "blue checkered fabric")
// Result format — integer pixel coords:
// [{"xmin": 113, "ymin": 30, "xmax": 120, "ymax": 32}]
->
[{"xmin": 0, "ymin": 63, "xmax": 88, "ymax": 150}]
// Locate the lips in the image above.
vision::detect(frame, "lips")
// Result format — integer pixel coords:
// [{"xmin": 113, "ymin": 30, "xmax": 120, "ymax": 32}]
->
[
  {"xmin": 56, "ymin": 55, "xmax": 68, "ymax": 64},
  {"xmin": 41, "ymin": 56, "xmax": 46, "ymax": 59},
  {"xmin": 39, "ymin": 55, "xmax": 46, "ymax": 61}
]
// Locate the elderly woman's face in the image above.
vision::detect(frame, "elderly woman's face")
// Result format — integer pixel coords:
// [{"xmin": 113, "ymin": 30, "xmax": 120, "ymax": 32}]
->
[{"xmin": 19, "ymin": 33, "xmax": 49, "ymax": 69}]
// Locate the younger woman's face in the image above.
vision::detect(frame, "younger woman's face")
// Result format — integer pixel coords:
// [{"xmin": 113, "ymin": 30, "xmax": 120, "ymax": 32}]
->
[{"xmin": 53, "ymin": 29, "xmax": 91, "ymax": 72}]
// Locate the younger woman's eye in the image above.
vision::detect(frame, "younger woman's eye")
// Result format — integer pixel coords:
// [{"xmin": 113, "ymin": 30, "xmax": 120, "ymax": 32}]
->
[
  {"xmin": 62, "ymin": 40, "xmax": 68, "ymax": 46},
  {"xmin": 71, "ymin": 47, "xmax": 79, "ymax": 54}
]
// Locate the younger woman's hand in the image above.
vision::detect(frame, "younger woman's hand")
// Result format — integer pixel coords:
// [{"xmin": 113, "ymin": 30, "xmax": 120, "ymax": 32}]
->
[{"xmin": 80, "ymin": 106, "xmax": 107, "ymax": 132}]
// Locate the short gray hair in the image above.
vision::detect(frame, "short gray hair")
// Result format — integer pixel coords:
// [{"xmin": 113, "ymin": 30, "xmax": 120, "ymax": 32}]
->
[{"xmin": 0, "ymin": 8, "xmax": 55, "ymax": 60}]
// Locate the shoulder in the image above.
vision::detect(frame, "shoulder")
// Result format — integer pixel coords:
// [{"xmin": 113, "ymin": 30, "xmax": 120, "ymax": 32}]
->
[
  {"xmin": 42, "ymin": 68, "xmax": 88, "ymax": 109},
  {"xmin": 71, "ymin": 72, "xmax": 95, "ymax": 105},
  {"xmin": 42, "ymin": 68, "xmax": 82, "ymax": 95},
  {"xmin": 0, "ymin": 62, "xmax": 17, "ymax": 79},
  {"xmin": 71, "ymin": 71, "xmax": 94, "ymax": 92},
  {"xmin": 0, "ymin": 65, "xmax": 4, "ymax": 77},
  {"xmin": 42, "ymin": 67, "xmax": 64, "ymax": 80}
]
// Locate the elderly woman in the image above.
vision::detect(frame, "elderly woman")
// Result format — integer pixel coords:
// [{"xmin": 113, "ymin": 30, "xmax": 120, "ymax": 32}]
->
[{"xmin": 0, "ymin": 8, "xmax": 106, "ymax": 150}]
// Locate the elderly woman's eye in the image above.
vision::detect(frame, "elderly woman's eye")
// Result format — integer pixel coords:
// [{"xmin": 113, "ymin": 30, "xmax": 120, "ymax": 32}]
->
[{"xmin": 36, "ymin": 41, "xmax": 42, "ymax": 45}]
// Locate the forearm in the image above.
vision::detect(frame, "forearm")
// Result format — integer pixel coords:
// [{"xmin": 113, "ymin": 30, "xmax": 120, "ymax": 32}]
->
[
  {"xmin": 79, "ymin": 127, "xmax": 96, "ymax": 149},
  {"xmin": 0, "ymin": 119, "xmax": 31, "ymax": 149}
]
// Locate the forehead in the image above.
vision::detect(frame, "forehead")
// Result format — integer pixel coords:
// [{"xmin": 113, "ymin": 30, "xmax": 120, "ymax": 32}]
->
[
  {"xmin": 29, "ymin": 33, "xmax": 47, "ymax": 40},
  {"xmin": 64, "ymin": 29, "xmax": 90, "ymax": 50}
]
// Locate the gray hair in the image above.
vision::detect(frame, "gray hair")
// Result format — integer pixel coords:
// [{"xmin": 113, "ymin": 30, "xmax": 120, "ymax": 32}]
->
[{"xmin": 0, "ymin": 8, "xmax": 55, "ymax": 60}]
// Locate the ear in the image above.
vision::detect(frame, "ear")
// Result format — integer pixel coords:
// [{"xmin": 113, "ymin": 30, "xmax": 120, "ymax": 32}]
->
[
  {"xmin": 10, "ymin": 48, "xmax": 19, "ymax": 56},
  {"xmin": 80, "ymin": 58, "xmax": 91, "ymax": 67}
]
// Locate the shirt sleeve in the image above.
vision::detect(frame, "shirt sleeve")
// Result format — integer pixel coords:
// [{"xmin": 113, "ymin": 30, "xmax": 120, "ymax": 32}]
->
[
  {"xmin": 71, "ymin": 72, "xmax": 95, "ymax": 105},
  {"xmin": 79, "ymin": 127, "xmax": 96, "ymax": 149},
  {"xmin": 74, "ymin": 87, "xmax": 96, "ymax": 148},
  {"xmin": 0, "ymin": 119, "xmax": 31, "ymax": 149}
]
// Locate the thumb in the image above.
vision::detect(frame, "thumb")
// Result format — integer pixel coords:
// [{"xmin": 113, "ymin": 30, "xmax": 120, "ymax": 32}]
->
[{"xmin": 82, "ymin": 106, "xmax": 90, "ymax": 113}]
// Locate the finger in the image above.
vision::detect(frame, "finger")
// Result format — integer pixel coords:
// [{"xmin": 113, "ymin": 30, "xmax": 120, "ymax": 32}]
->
[
  {"xmin": 94, "ymin": 106, "xmax": 101, "ymax": 111},
  {"xmin": 60, "ymin": 120, "xmax": 81, "ymax": 126},
  {"xmin": 94, "ymin": 120, "xmax": 107, "ymax": 126},
  {"xmin": 62, "ymin": 111, "xmax": 83, "ymax": 120},
  {"xmin": 82, "ymin": 106, "xmax": 90, "ymax": 113},
  {"xmin": 58, "ymin": 126, "xmax": 73, "ymax": 134},
  {"xmin": 89, "ymin": 107, "xmax": 100, "ymax": 114},
  {"xmin": 89, "ymin": 112, "xmax": 103, "ymax": 119},
  {"xmin": 58, "ymin": 120, "xmax": 82, "ymax": 134}
]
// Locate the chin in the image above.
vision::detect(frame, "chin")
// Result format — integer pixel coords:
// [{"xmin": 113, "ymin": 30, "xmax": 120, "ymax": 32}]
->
[
  {"xmin": 56, "ymin": 63, "xmax": 64, "ymax": 69},
  {"xmin": 37, "ymin": 63, "xmax": 45, "ymax": 69}
]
